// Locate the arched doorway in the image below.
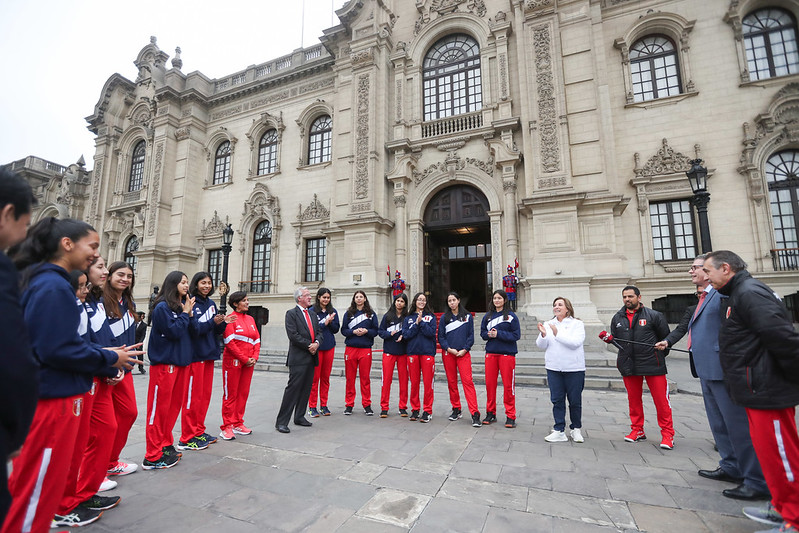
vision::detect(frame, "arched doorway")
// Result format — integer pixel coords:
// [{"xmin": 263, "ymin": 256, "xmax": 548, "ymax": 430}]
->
[{"xmin": 424, "ymin": 185, "xmax": 492, "ymax": 312}]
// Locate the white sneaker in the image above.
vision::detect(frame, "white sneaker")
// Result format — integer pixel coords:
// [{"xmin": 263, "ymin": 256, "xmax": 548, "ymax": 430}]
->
[
  {"xmin": 570, "ymin": 428, "xmax": 585, "ymax": 443},
  {"xmin": 107, "ymin": 461, "xmax": 138, "ymax": 476},
  {"xmin": 99, "ymin": 477, "xmax": 117, "ymax": 492},
  {"xmin": 544, "ymin": 430, "xmax": 568, "ymax": 442}
]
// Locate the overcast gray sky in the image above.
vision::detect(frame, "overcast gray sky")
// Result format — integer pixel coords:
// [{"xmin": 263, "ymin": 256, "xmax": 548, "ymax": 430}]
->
[{"xmin": 0, "ymin": 0, "xmax": 348, "ymax": 168}]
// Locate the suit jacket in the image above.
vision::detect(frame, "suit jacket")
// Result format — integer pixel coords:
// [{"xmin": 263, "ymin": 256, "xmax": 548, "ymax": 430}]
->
[
  {"xmin": 665, "ymin": 288, "xmax": 723, "ymax": 381},
  {"xmin": 285, "ymin": 306, "xmax": 323, "ymax": 367}
]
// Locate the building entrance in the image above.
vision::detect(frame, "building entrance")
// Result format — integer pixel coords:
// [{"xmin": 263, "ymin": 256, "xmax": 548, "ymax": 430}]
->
[{"xmin": 423, "ymin": 185, "xmax": 492, "ymax": 313}]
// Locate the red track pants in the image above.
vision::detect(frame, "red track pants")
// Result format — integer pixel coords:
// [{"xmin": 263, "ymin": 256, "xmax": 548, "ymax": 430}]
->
[
  {"xmin": 108, "ymin": 371, "xmax": 137, "ymax": 468},
  {"xmin": 380, "ymin": 353, "xmax": 409, "ymax": 411},
  {"xmin": 221, "ymin": 357, "xmax": 254, "ymax": 429},
  {"xmin": 145, "ymin": 364, "xmax": 188, "ymax": 461},
  {"xmin": 485, "ymin": 353, "xmax": 516, "ymax": 419},
  {"xmin": 622, "ymin": 374, "xmax": 674, "ymax": 438},
  {"xmin": 344, "ymin": 347, "xmax": 372, "ymax": 408},
  {"xmin": 181, "ymin": 360, "xmax": 215, "ymax": 441},
  {"xmin": 2, "ymin": 395, "xmax": 83, "ymax": 533},
  {"xmin": 408, "ymin": 354, "xmax": 435, "ymax": 413},
  {"xmin": 747, "ymin": 407, "xmax": 799, "ymax": 528},
  {"xmin": 57, "ymin": 382, "xmax": 100, "ymax": 514},
  {"xmin": 442, "ymin": 351, "xmax": 479, "ymax": 415},
  {"xmin": 309, "ymin": 348, "xmax": 335, "ymax": 409}
]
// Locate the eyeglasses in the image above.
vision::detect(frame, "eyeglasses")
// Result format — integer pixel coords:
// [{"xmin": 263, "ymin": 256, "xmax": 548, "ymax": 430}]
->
[{"xmin": 688, "ymin": 265, "xmax": 703, "ymax": 271}]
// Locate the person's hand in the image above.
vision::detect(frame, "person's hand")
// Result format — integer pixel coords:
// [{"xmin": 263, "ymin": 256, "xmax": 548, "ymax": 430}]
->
[
  {"xmin": 106, "ymin": 369, "xmax": 125, "ymax": 385},
  {"xmin": 183, "ymin": 296, "xmax": 195, "ymax": 315},
  {"xmin": 655, "ymin": 341, "xmax": 669, "ymax": 351},
  {"xmin": 110, "ymin": 343, "xmax": 145, "ymax": 371},
  {"xmin": 245, "ymin": 357, "xmax": 256, "ymax": 367},
  {"xmin": 309, "ymin": 341, "xmax": 319, "ymax": 354},
  {"xmin": 457, "ymin": 349, "xmax": 466, "ymax": 357},
  {"xmin": 550, "ymin": 324, "xmax": 558, "ymax": 337},
  {"xmin": 325, "ymin": 313, "xmax": 336, "ymax": 325},
  {"xmin": 447, "ymin": 348, "xmax": 458, "ymax": 355},
  {"xmin": 224, "ymin": 313, "xmax": 237, "ymax": 324},
  {"xmin": 213, "ymin": 314, "xmax": 225, "ymax": 324},
  {"xmin": 488, "ymin": 328, "xmax": 497, "ymax": 338},
  {"xmin": 537, "ymin": 323, "xmax": 546, "ymax": 336},
  {"xmin": 396, "ymin": 334, "xmax": 403, "ymax": 342}
]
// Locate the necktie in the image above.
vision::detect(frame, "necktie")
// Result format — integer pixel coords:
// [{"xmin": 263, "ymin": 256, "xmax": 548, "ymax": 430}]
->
[
  {"xmin": 687, "ymin": 291, "xmax": 707, "ymax": 350},
  {"xmin": 303, "ymin": 308, "xmax": 315, "ymax": 343}
]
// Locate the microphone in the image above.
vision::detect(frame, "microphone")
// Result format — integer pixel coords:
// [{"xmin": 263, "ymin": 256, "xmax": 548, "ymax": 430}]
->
[{"xmin": 598, "ymin": 330, "xmax": 624, "ymax": 350}]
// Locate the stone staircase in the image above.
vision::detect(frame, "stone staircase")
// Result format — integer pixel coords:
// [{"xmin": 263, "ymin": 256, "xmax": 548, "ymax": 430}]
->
[{"xmin": 252, "ymin": 314, "xmax": 677, "ymax": 392}]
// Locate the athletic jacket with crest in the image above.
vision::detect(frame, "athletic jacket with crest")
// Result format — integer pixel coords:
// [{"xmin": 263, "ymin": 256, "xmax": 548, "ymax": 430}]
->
[
  {"xmin": 438, "ymin": 313, "xmax": 474, "ymax": 352},
  {"xmin": 147, "ymin": 300, "xmax": 194, "ymax": 367},
  {"xmin": 223, "ymin": 311, "xmax": 260, "ymax": 364},
  {"xmin": 191, "ymin": 295, "xmax": 225, "ymax": 361},
  {"xmin": 403, "ymin": 312, "xmax": 437, "ymax": 356},
  {"xmin": 379, "ymin": 312, "xmax": 407, "ymax": 355},
  {"xmin": 480, "ymin": 310, "xmax": 521, "ymax": 355},
  {"xmin": 315, "ymin": 306, "xmax": 340, "ymax": 352},
  {"xmin": 340, "ymin": 309, "xmax": 378, "ymax": 348}
]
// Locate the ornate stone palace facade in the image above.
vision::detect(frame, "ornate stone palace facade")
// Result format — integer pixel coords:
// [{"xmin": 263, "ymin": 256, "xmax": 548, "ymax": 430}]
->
[{"xmin": 22, "ymin": 0, "xmax": 799, "ymax": 340}]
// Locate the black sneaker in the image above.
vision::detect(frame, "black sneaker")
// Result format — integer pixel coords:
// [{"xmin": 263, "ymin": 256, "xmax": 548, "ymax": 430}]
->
[
  {"xmin": 420, "ymin": 411, "xmax": 432, "ymax": 423},
  {"xmin": 79, "ymin": 495, "xmax": 121, "ymax": 511},
  {"xmin": 321, "ymin": 406, "xmax": 331, "ymax": 416},
  {"xmin": 163, "ymin": 445, "xmax": 182, "ymax": 458},
  {"xmin": 482, "ymin": 412, "xmax": 497, "ymax": 425},
  {"xmin": 409, "ymin": 410, "xmax": 419, "ymax": 421},
  {"xmin": 52, "ymin": 508, "xmax": 103, "ymax": 527},
  {"xmin": 199, "ymin": 433, "xmax": 217, "ymax": 445},
  {"xmin": 471, "ymin": 412, "xmax": 481, "ymax": 427},
  {"xmin": 344, "ymin": 406, "xmax": 353, "ymax": 415},
  {"xmin": 380, "ymin": 410, "xmax": 389, "ymax": 418},
  {"xmin": 175, "ymin": 438, "xmax": 208, "ymax": 451},
  {"xmin": 505, "ymin": 417, "xmax": 516, "ymax": 428},
  {"xmin": 399, "ymin": 409, "xmax": 408, "ymax": 417},
  {"xmin": 448, "ymin": 408, "xmax": 462, "ymax": 421},
  {"xmin": 142, "ymin": 452, "xmax": 180, "ymax": 470},
  {"xmin": 364, "ymin": 405, "xmax": 374, "ymax": 416},
  {"xmin": 308, "ymin": 407, "xmax": 320, "ymax": 418}
]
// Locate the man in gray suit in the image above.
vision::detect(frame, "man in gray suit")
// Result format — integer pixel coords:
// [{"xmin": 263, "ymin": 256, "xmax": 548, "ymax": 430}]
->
[
  {"xmin": 657, "ymin": 254, "xmax": 768, "ymax": 500},
  {"xmin": 275, "ymin": 287, "xmax": 322, "ymax": 433}
]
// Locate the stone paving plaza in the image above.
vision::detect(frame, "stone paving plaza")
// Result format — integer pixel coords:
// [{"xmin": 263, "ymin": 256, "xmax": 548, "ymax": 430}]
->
[{"xmin": 82, "ymin": 355, "xmax": 764, "ymax": 533}]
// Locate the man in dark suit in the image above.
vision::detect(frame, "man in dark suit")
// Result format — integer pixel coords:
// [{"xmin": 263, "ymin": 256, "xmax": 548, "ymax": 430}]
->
[
  {"xmin": 657, "ymin": 254, "xmax": 768, "ymax": 501},
  {"xmin": 275, "ymin": 286, "xmax": 322, "ymax": 433},
  {"xmin": 0, "ymin": 169, "xmax": 38, "ymax": 524}
]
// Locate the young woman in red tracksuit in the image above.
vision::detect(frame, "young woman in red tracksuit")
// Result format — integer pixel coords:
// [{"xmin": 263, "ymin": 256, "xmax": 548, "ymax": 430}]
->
[
  {"xmin": 3, "ymin": 218, "xmax": 141, "ymax": 533},
  {"xmin": 438, "ymin": 292, "xmax": 481, "ymax": 427},
  {"xmin": 103, "ymin": 261, "xmax": 140, "ymax": 476},
  {"xmin": 179, "ymin": 272, "xmax": 231, "ymax": 450},
  {"xmin": 220, "ymin": 291, "xmax": 260, "ymax": 440},
  {"xmin": 308, "ymin": 288, "xmax": 339, "ymax": 418},
  {"xmin": 340, "ymin": 290, "xmax": 378, "ymax": 415},
  {"xmin": 56, "ymin": 259, "xmax": 126, "ymax": 524},
  {"xmin": 378, "ymin": 293, "xmax": 408, "ymax": 418},
  {"xmin": 403, "ymin": 292, "xmax": 437, "ymax": 423},
  {"xmin": 481, "ymin": 289, "xmax": 521, "ymax": 428},
  {"xmin": 144, "ymin": 271, "xmax": 195, "ymax": 469}
]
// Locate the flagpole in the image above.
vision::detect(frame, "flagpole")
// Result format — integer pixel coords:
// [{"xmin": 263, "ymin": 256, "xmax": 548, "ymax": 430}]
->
[{"xmin": 301, "ymin": 0, "xmax": 306, "ymax": 48}]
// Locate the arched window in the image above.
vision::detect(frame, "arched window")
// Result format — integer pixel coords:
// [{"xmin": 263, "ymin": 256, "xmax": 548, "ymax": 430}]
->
[
  {"xmin": 124, "ymin": 236, "xmax": 139, "ymax": 273},
  {"xmin": 128, "ymin": 141, "xmax": 146, "ymax": 192},
  {"xmin": 257, "ymin": 129, "xmax": 279, "ymax": 175},
  {"xmin": 629, "ymin": 35, "xmax": 681, "ymax": 102},
  {"xmin": 423, "ymin": 34, "xmax": 482, "ymax": 121},
  {"xmin": 308, "ymin": 116, "xmax": 332, "ymax": 165},
  {"xmin": 251, "ymin": 220, "xmax": 272, "ymax": 293},
  {"xmin": 213, "ymin": 141, "xmax": 231, "ymax": 184},
  {"xmin": 743, "ymin": 7, "xmax": 799, "ymax": 80},
  {"xmin": 767, "ymin": 150, "xmax": 799, "ymax": 250}
]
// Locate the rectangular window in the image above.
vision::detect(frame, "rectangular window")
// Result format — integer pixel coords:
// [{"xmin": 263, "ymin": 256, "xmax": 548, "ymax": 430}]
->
[
  {"xmin": 649, "ymin": 200, "xmax": 697, "ymax": 261},
  {"xmin": 305, "ymin": 238, "xmax": 326, "ymax": 282},
  {"xmin": 207, "ymin": 249, "xmax": 222, "ymax": 287}
]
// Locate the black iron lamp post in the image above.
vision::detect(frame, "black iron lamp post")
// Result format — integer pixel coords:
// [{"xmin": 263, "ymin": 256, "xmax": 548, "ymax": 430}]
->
[
  {"xmin": 219, "ymin": 223, "xmax": 234, "ymax": 314},
  {"xmin": 686, "ymin": 158, "xmax": 712, "ymax": 253}
]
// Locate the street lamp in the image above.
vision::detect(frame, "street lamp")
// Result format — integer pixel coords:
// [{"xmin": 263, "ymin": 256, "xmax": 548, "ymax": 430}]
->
[
  {"xmin": 219, "ymin": 223, "xmax": 234, "ymax": 314},
  {"xmin": 686, "ymin": 158, "xmax": 712, "ymax": 253}
]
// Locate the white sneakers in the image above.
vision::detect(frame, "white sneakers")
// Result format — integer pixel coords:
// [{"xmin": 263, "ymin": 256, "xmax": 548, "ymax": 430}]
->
[
  {"xmin": 99, "ymin": 477, "xmax": 117, "ymax": 492},
  {"xmin": 544, "ymin": 428, "xmax": 586, "ymax": 443},
  {"xmin": 544, "ymin": 430, "xmax": 568, "ymax": 442}
]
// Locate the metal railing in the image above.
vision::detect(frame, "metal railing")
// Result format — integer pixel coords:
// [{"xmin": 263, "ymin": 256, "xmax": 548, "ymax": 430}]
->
[
  {"xmin": 771, "ymin": 248, "xmax": 799, "ymax": 271},
  {"xmin": 421, "ymin": 110, "xmax": 483, "ymax": 138},
  {"xmin": 239, "ymin": 279, "xmax": 272, "ymax": 294}
]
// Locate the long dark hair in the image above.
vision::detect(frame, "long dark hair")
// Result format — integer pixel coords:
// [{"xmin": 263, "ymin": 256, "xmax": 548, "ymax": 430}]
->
[
  {"xmin": 0, "ymin": 168, "xmax": 36, "ymax": 220},
  {"xmin": 347, "ymin": 290, "xmax": 373, "ymax": 318},
  {"xmin": 86, "ymin": 256, "xmax": 105, "ymax": 303},
  {"xmin": 410, "ymin": 292, "xmax": 433, "ymax": 315},
  {"xmin": 189, "ymin": 271, "xmax": 215, "ymax": 298},
  {"xmin": 314, "ymin": 287, "xmax": 332, "ymax": 313},
  {"xmin": 491, "ymin": 289, "xmax": 510, "ymax": 320},
  {"xmin": 154, "ymin": 271, "xmax": 187, "ymax": 313},
  {"xmin": 104, "ymin": 261, "xmax": 136, "ymax": 319},
  {"xmin": 10, "ymin": 217, "xmax": 96, "ymax": 288},
  {"xmin": 383, "ymin": 293, "xmax": 408, "ymax": 325},
  {"xmin": 443, "ymin": 291, "xmax": 468, "ymax": 322}
]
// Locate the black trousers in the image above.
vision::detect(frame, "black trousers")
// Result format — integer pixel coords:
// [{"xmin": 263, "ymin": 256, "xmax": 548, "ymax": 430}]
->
[{"xmin": 276, "ymin": 363, "xmax": 315, "ymax": 427}]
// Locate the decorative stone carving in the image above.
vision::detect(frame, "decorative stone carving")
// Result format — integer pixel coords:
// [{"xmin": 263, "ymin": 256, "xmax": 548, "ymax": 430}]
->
[
  {"xmin": 412, "ymin": 153, "xmax": 495, "ymax": 183},
  {"xmin": 355, "ymin": 74, "xmax": 370, "ymax": 200},
  {"xmin": 394, "ymin": 195, "xmax": 407, "ymax": 207},
  {"xmin": 298, "ymin": 194, "xmax": 330, "ymax": 221},
  {"xmin": 532, "ymin": 25, "xmax": 561, "ymax": 174},
  {"xmin": 251, "ymin": 91, "xmax": 290, "ymax": 108},
  {"xmin": 201, "ymin": 210, "xmax": 228, "ymax": 236},
  {"xmin": 634, "ymin": 138, "xmax": 693, "ymax": 178},
  {"xmin": 299, "ymin": 79, "xmax": 335, "ymax": 95},
  {"xmin": 525, "ymin": 0, "xmax": 554, "ymax": 12},
  {"xmin": 499, "ymin": 53, "xmax": 508, "ymax": 100},
  {"xmin": 350, "ymin": 202, "xmax": 372, "ymax": 213},
  {"xmin": 147, "ymin": 142, "xmax": 164, "ymax": 236},
  {"xmin": 414, "ymin": 0, "xmax": 487, "ymax": 35},
  {"xmin": 175, "ymin": 127, "xmax": 190, "ymax": 141},
  {"xmin": 395, "ymin": 79, "xmax": 402, "ymax": 122},
  {"xmin": 90, "ymin": 160, "xmax": 102, "ymax": 221},
  {"xmin": 502, "ymin": 181, "xmax": 517, "ymax": 192},
  {"xmin": 350, "ymin": 48, "xmax": 374, "ymax": 68},
  {"xmin": 538, "ymin": 176, "xmax": 567, "ymax": 189}
]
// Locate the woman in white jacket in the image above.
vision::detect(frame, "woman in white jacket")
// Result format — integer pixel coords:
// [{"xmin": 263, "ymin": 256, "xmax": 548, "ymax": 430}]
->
[{"xmin": 536, "ymin": 297, "xmax": 586, "ymax": 443}]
